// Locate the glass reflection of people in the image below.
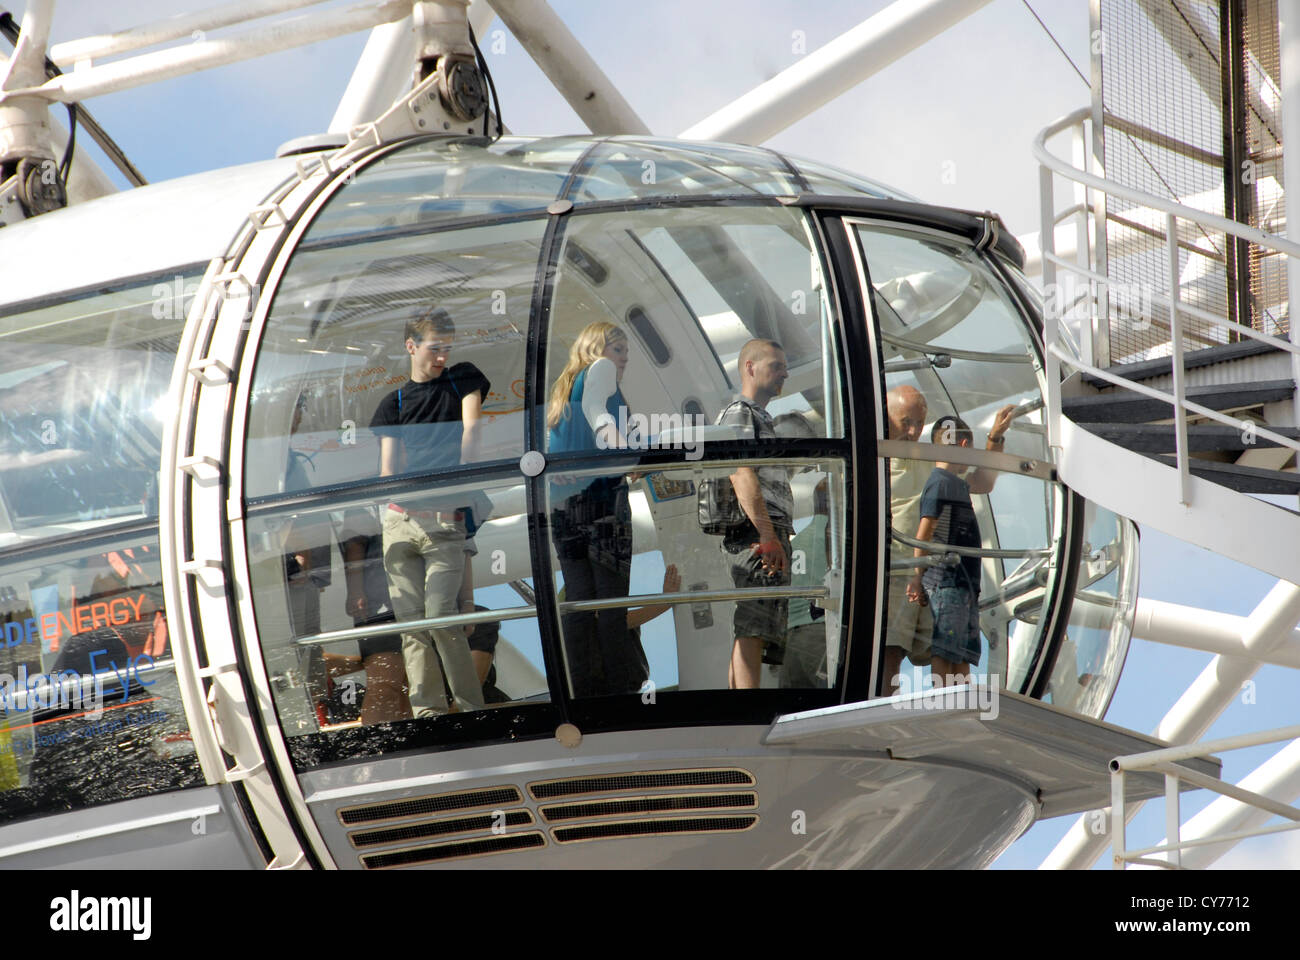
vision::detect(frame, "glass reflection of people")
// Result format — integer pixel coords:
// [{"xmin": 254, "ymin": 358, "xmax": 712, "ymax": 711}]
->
[
  {"xmin": 719, "ymin": 339, "xmax": 793, "ymax": 690},
  {"xmin": 370, "ymin": 307, "xmax": 486, "ymax": 717},
  {"xmin": 905, "ymin": 411, "xmax": 1015, "ymax": 687},
  {"xmin": 883, "ymin": 385, "xmax": 933, "ymax": 694},
  {"xmin": 782, "ymin": 479, "xmax": 831, "ymax": 688},
  {"xmin": 546, "ymin": 321, "xmax": 647, "ymax": 697}
]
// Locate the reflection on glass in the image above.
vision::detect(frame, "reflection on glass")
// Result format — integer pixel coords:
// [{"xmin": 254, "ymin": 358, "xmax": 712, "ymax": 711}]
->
[
  {"xmin": 546, "ymin": 204, "xmax": 843, "ymax": 451},
  {"xmin": 0, "ymin": 534, "xmax": 200, "ymax": 826},
  {"xmin": 785, "ymin": 154, "xmax": 914, "ymax": 200},
  {"xmin": 247, "ymin": 219, "xmax": 545, "ymax": 498},
  {"xmin": 546, "ymin": 459, "xmax": 846, "ymax": 697},
  {"xmin": 246, "ymin": 475, "xmax": 549, "ymax": 740},
  {"xmin": 0, "ymin": 277, "xmax": 194, "ymax": 542},
  {"xmin": 859, "ymin": 224, "xmax": 1048, "ymax": 465},
  {"xmin": 1044, "ymin": 504, "xmax": 1138, "ymax": 718},
  {"xmin": 303, "ymin": 137, "xmax": 588, "ymax": 243},
  {"xmin": 884, "ymin": 452, "xmax": 1058, "ymax": 696},
  {"xmin": 567, "ymin": 139, "xmax": 801, "ymax": 201}
]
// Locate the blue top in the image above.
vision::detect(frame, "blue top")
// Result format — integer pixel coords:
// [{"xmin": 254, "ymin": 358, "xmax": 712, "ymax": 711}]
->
[
  {"xmin": 919, "ymin": 466, "xmax": 982, "ymax": 591},
  {"xmin": 548, "ymin": 365, "xmax": 627, "ymax": 454},
  {"xmin": 548, "ymin": 365, "xmax": 627, "ymax": 504}
]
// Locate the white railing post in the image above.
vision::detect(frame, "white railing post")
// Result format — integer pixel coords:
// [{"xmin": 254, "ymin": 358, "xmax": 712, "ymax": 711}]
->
[
  {"xmin": 1166, "ymin": 773, "xmax": 1182, "ymax": 868},
  {"xmin": 1040, "ymin": 163, "xmax": 1062, "ymax": 453},
  {"xmin": 1072, "ymin": 119, "xmax": 1095, "ymax": 368},
  {"xmin": 1166, "ymin": 212, "xmax": 1191, "ymax": 506},
  {"xmin": 1111, "ymin": 766, "xmax": 1126, "ymax": 869}
]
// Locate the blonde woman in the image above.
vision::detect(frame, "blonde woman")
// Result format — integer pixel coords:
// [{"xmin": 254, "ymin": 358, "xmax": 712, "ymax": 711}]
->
[{"xmin": 546, "ymin": 321, "xmax": 646, "ymax": 697}]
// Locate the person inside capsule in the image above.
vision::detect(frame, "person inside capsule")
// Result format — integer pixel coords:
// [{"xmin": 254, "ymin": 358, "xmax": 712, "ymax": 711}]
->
[
  {"xmin": 716, "ymin": 339, "xmax": 793, "ymax": 690},
  {"xmin": 370, "ymin": 307, "xmax": 486, "ymax": 717},
  {"xmin": 546, "ymin": 321, "xmax": 648, "ymax": 697}
]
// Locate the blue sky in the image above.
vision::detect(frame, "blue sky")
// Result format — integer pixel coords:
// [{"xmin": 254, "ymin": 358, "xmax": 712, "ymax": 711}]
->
[{"xmin": 11, "ymin": 0, "xmax": 1297, "ymax": 868}]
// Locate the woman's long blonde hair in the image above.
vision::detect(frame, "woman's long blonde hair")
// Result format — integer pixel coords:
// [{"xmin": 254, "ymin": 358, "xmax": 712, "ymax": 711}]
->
[{"xmin": 547, "ymin": 321, "xmax": 627, "ymax": 430}]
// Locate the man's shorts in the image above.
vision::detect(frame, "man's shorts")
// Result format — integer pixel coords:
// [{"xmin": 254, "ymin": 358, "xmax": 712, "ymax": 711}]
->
[
  {"xmin": 355, "ymin": 612, "xmax": 401, "ymax": 660},
  {"xmin": 926, "ymin": 583, "xmax": 981, "ymax": 667},
  {"xmin": 885, "ymin": 574, "xmax": 932, "ymax": 666},
  {"xmin": 725, "ymin": 529, "xmax": 792, "ymax": 645}
]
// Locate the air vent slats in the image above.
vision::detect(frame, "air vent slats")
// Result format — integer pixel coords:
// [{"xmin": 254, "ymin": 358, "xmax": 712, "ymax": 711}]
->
[
  {"xmin": 360, "ymin": 832, "xmax": 545, "ymax": 869},
  {"xmin": 339, "ymin": 786, "xmax": 522, "ymax": 825},
  {"xmin": 351, "ymin": 810, "xmax": 535, "ymax": 848},
  {"xmin": 530, "ymin": 768, "xmax": 754, "ymax": 800},
  {"xmin": 541, "ymin": 793, "xmax": 756, "ymax": 822},
  {"xmin": 552, "ymin": 816, "xmax": 757, "ymax": 843}
]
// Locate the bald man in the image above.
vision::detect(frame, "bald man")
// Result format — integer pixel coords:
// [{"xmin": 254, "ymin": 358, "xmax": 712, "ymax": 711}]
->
[{"xmin": 883, "ymin": 385, "xmax": 934, "ymax": 693}]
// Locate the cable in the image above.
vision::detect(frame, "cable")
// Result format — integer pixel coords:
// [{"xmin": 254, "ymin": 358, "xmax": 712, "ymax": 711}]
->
[
  {"xmin": 468, "ymin": 22, "xmax": 502, "ymax": 141},
  {"xmin": 1020, "ymin": 0, "xmax": 1090, "ymax": 87},
  {"xmin": 58, "ymin": 103, "xmax": 76, "ymax": 188}
]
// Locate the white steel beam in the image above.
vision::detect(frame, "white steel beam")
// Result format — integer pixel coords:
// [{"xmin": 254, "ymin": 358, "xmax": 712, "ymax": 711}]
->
[
  {"xmin": 678, "ymin": 0, "xmax": 993, "ymax": 144},
  {"xmin": 3, "ymin": 0, "xmax": 416, "ymax": 104},
  {"xmin": 1134, "ymin": 598, "xmax": 1300, "ymax": 670},
  {"xmin": 48, "ymin": 0, "xmax": 335, "ymax": 67},
  {"xmin": 329, "ymin": 0, "xmax": 496, "ymax": 134},
  {"xmin": 1176, "ymin": 738, "xmax": 1300, "ymax": 868},
  {"xmin": 1043, "ymin": 580, "xmax": 1300, "ymax": 869},
  {"xmin": 488, "ymin": 0, "xmax": 649, "ymax": 135},
  {"xmin": 0, "ymin": 0, "xmax": 56, "ymax": 165}
]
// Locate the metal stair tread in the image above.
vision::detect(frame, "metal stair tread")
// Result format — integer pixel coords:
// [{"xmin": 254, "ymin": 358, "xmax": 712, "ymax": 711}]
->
[
  {"xmin": 1076, "ymin": 422, "xmax": 1300, "ymax": 454},
  {"xmin": 1149, "ymin": 454, "xmax": 1300, "ymax": 495},
  {"xmin": 1080, "ymin": 340, "xmax": 1284, "ymax": 388},
  {"xmin": 1061, "ymin": 380, "xmax": 1295, "ymax": 423}
]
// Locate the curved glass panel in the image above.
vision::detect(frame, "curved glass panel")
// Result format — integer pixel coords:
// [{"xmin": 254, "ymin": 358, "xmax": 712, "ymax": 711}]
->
[
  {"xmin": 567, "ymin": 139, "xmax": 801, "ymax": 201},
  {"xmin": 857, "ymin": 223, "xmax": 1049, "ymax": 465},
  {"xmin": 0, "ymin": 532, "xmax": 201, "ymax": 825},
  {"xmin": 786, "ymin": 153, "xmax": 916, "ymax": 200},
  {"xmin": 303, "ymin": 137, "xmax": 587, "ymax": 244},
  {"xmin": 246, "ymin": 474, "xmax": 548, "ymax": 748},
  {"xmin": 545, "ymin": 459, "xmax": 847, "ymax": 696},
  {"xmin": 1043, "ymin": 504, "xmax": 1138, "ymax": 718},
  {"xmin": 246, "ymin": 218, "xmax": 545, "ymax": 498},
  {"xmin": 0, "ymin": 275, "xmax": 195, "ymax": 544},
  {"xmin": 545, "ymin": 204, "xmax": 844, "ymax": 450},
  {"xmin": 882, "ymin": 451, "xmax": 1060, "ymax": 695}
]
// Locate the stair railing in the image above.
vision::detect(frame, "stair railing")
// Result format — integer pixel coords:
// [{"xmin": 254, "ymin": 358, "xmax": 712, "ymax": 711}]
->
[{"xmin": 1035, "ymin": 107, "xmax": 1300, "ymax": 505}]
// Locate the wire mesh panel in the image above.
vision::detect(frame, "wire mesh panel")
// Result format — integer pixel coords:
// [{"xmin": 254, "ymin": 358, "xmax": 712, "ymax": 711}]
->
[
  {"xmin": 1098, "ymin": 0, "xmax": 1232, "ymax": 363},
  {"xmin": 1243, "ymin": 0, "xmax": 1288, "ymax": 337}
]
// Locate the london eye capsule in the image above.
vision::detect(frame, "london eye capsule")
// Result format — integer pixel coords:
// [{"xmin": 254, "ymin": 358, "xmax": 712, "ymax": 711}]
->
[{"xmin": 0, "ymin": 134, "xmax": 1197, "ymax": 870}]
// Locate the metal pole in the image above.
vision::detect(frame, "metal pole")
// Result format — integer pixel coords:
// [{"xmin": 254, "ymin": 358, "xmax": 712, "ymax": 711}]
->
[
  {"xmin": 679, "ymin": 0, "xmax": 993, "ymax": 144},
  {"xmin": 1167, "ymin": 212, "xmax": 1191, "ymax": 505},
  {"xmin": 1072, "ymin": 121, "xmax": 1094, "ymax": 367},
  {"xmin": 48, "ymin": 0, "xmax": 335, "ymax": 66},
  {"xmin": 1165, "ymin": 774, "xmax": 1181, "ymax": 868},
  {"xmin": 489, "ymin": 0, "xmax": 649, "ymax": 135},
  {"xmin": 1111, "ymin": 767, "xmax": 1126, "ymax": 869},
  {"xmin": 1040, "ymin": 163, "xmax": 1062, "ymax": 453},
  {"xmin": 11, "ymin": 0, "xmax": 415, "ymax": 103}
]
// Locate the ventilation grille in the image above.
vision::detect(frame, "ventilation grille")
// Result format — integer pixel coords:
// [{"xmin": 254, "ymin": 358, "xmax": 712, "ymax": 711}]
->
[
  {"xmin": 541, "ymin": 793, "xmax": 757, "ymax": 822},
  {"xmin": 338, "ymin": 786, "xmax": 522, "ymax": 826},
  {"xmin": 350, "ymin": 810, "xmax": 535, "ymax": 848},
  {"xmin": 360, "ymin": 832, "xmax": 545, "ymax": 869},
  {"xmin": 552, "ymin": 816, "xmax": 757, "ymax": 844},
  {"xmin": 529, "ymin": 768, "xmax": 754, "ymax": 800}
]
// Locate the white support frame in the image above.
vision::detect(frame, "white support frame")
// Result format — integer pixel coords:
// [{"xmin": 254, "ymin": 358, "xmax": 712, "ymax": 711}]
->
[
  {"xmin": 678, "ymin": 0, "xmax": 994, "ymax": 144},
  {"xmin": 1110, "ymin": 725, "xmax": 1300, "ymax": 869}
]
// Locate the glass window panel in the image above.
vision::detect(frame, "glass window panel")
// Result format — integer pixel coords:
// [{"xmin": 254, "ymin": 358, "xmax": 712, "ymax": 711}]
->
[
  {"xmin": 882, "ymin": 453, "xmax": 1060, "ymax": 695},
  {"xmin": 858, "ymin": 224, "xmax": 1049, "ymax": 465},
  {"xmin": 246, "ymin": 219, "xmax": 545, "ymax": 498},
  {"xmin": 546, "ymin": 458, "xmax": 847, "ymax": 696},
  {"xmin": 303, "ymin": 137, "xmax": 588, "ymax": 244},
  {"xmin": 0, "ymin": 531, "xmax": 202, "ymax": 826},
  {"xmin": 786, "ymin": 154, "xmax": 915, "ymax": 200},
  {"xmin": 246, "ymin": 473, "xmax": 549, "ymax": 748},
  {"xmin": 0, "ymin": 275, "xmax": 195, "ymax": 544},
  {"xmin": 566, "ymin": 140, "xmax": 801, "ymax": 201},
  {"xmin": 544, "ymin": 205, "xmax": 844, "ymax": 452},
  {"xmin": 1044, "ymin": 504, "xmax": 1138, "ymax": 718}
]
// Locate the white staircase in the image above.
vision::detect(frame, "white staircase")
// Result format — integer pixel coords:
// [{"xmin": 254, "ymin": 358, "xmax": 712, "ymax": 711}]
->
[{"xmin": 1033, "ymin": 108, "xmax": 1300, "ymax": 869}]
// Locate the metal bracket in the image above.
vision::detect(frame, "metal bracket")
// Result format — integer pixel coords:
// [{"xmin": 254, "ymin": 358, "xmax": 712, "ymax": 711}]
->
[
  {"xmin": 187, "ymin": 357, "xmax": 231, "ymax": 385},
  {"xmin": 180, "ymin": 558, "xmax": 224, "ymax": 575},
  {"xmin": 247, "ymin": 201, "xmax": 288, "ymax": 229}
]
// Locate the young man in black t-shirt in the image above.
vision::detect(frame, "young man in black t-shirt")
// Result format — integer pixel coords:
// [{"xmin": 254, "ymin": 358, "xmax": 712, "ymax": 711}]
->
[{"xmin": 369, "ymin": 307, "xmax": 488, "ymax": 718}]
